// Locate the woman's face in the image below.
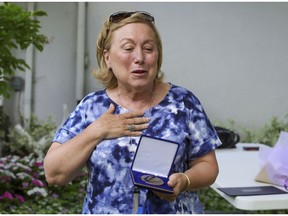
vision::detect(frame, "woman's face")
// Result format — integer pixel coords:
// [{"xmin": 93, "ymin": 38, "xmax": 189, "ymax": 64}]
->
[{"xmin": 104, "ymin": 23, "xmax": 159, "ymax": 90}]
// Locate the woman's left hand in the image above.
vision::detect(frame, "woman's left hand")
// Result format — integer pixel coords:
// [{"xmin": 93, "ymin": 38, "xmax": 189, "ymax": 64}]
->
[
  {"xmin": 153, "ymin": 173, "xmax": 188, "ymax": 202},
  {"xmin": 152, "ymin": 151, "xmax": 219, "ymax": 202}
]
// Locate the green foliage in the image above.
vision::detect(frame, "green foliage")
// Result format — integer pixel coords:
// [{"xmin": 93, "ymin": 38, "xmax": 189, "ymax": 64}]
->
[
  {"xmin": 214, "ymin": 115, "xmax": 288, "ymax": 147},
  {"xmin": 2, "ymin": 114, "xmax": 56, "ymax": 158},
  {"xmin": 3, "ymin": 183, "xmax": 86, "ymax": 214},
  {"xmin": 0, "ymin": 115, "xmax": 87, "ymax": 214},
  {"xmin": 242, "ymin": 115, "xmax": 288, "ymax": 146},
  {"xmin": 200, "ymin": 188, "xmax": 240, "ymax": 213},
  {"xmin": 200, "ymin": 187, "xmax": 288, "ymax": 214},
  {"xmin": 0, "ymin": 152, "xmax": 86, "ymax": 213},
  {"xmin": 0, "ymin": 3, "xmax": 47, "ymax": 98}
]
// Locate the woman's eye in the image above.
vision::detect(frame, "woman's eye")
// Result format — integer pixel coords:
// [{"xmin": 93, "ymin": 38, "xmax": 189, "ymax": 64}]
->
[
  {"xmin": 144, "ymin": 47, "xmax": 154, "ymax": 52},
  {"xmin": 123, "ymin": 46, "xmax": 134, "ymax": 51}
]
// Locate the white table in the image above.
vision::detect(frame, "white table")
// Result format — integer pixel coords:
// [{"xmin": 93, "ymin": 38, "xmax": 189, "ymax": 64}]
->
[{"xmin": 211, "ymin": 143, "xmax": 288, "ymax": 211}]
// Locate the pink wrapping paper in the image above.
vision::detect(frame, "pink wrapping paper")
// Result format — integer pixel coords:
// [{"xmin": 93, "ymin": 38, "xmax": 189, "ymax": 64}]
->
[{"xmin": 257, "ymin": 131, "xmax": 288, "ymax": 189}]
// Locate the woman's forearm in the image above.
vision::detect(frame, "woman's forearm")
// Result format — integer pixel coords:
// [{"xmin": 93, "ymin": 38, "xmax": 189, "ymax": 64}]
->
[
  {"xmin": 44, "ymin": 126, "xmax": 103, "ymax": 185},
  {"xmin": 185, "ymin": 151, "xmax": 219, "ymax": 191}
]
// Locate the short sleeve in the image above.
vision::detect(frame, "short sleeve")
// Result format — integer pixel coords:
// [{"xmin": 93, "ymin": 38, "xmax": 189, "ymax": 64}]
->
[
  {"xmin": 53, "ymin": 100, "xmax": 88, "ymax": 144},
  {"xmin": 52, "ymin": 91, "xmax": 107, "ymax": 144},
  {"xmin": 185, "ymin": 94, "xmax": 222, "ymax": 160}
]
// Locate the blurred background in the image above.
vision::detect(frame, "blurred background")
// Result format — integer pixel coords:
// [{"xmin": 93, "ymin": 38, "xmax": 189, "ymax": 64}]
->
[{"xmin": 4, "ymin": 2, "xmax": 288, "ymax": 131}]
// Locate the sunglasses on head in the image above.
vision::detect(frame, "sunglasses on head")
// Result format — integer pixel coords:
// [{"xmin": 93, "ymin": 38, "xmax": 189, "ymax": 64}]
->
[{"xmin": 109, "ymin": 11, "xmax": 155, "ymax": 24}]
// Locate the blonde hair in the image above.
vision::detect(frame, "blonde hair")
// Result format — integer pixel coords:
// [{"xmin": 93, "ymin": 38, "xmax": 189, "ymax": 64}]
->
[{"xmin": 93, "ymin": 12, "xmax": 164, "ymax": 89}]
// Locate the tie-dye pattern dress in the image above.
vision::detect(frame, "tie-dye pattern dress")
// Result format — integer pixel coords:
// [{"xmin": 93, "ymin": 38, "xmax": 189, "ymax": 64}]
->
[{"xmin": 52, "ymin": 84, "xmax": 221, "ymax": 214}]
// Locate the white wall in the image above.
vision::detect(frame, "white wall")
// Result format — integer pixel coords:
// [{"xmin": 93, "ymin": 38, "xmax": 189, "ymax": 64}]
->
[
  {"xmin": 34, "ymin": 2, "xmax": 78, "ymax": 123},
  {"xmin": 86, "ymin": 2, "xmax": 288, "ymax": 130},
  {"xmin": 5, "ymin": 2, "xmax": 288, "ymax": 132}
]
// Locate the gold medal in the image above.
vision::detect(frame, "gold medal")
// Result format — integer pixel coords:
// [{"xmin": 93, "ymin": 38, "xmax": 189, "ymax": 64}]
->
[{"xmin": 141, "ymin": 175, "xmax": 164, "ymax": 186}]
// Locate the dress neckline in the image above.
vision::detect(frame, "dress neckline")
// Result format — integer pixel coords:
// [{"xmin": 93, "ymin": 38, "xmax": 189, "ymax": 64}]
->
[{"xmin": 105, "ymin": 83, "xmax": 173, "ymax": 113}]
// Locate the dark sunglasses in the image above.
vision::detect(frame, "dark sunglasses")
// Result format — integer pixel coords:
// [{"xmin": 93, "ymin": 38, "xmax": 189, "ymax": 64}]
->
[{"xmin": 109, "ymin": 11, "xmax": 155, "ymax": 24}]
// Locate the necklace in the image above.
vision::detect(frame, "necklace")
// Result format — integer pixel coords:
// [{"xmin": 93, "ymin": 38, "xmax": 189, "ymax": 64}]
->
[{"xmin": 116, "ymin": 85, "xmax": 154, "ymax": 113}]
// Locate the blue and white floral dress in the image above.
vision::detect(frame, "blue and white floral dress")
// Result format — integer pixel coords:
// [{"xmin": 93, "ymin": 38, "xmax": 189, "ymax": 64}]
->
[{"xmin": 53, "ymin": 84, "xmax": 221, "ymax": 214}]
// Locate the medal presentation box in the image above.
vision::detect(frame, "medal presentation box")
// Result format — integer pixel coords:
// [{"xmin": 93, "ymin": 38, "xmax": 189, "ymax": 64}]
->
[{"xmin": 131, "ymin": 135, "xmax": 179, "ymax": 193}]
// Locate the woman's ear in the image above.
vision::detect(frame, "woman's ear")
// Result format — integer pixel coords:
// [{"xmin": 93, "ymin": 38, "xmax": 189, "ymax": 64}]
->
[{"xmin": 103, "ymin": 49, "xmax": 111, "ymax": 68}]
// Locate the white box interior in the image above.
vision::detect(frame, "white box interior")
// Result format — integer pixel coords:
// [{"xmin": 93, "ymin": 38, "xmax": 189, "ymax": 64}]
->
[{"xmin": 132, "ymin": 136, "xmax": 178, "ymax": 176}]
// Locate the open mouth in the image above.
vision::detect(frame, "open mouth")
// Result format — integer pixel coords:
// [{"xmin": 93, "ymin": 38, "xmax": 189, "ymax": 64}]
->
[{"xmin": 132, "ymin": 70, "xmax": 147, "ymax": 75}]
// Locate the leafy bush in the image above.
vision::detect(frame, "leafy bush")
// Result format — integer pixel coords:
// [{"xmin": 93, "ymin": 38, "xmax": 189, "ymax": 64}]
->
[
  {"xmin": 0, "ymin": 154, "xmax": 47, "ymax": 211},
  {"xmin": 2, "ymin": 114, "xmax": 56, "ymax": 158},
  {"xmin": 242, "ymin": 115, "xmax": 288, "ymax": 146},
  {"xmin": 0, "ymin": 2, "xmax": 47, "ymax": 98},
  {"xmin": 200, "ymin": 187, "xmax": 288, "ymax": 214},
  {"xmin": 0, "ymin": 115, "xmax": 87, "ymax": 214},
  {"xmin": 0, "ymin": 152, "xmax": 86, "ymax": 213}
]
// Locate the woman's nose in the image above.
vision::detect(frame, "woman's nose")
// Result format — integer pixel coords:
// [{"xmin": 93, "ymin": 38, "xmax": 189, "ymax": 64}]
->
[{"xmin": 134, "ymin": 48, "xmax": 144, "ymax": 64}]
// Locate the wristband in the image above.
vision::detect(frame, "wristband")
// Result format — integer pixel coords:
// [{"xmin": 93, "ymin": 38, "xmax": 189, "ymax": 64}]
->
[{"xmin": 180, "ymin": 172, "xmax": 190, "ymax": 192}]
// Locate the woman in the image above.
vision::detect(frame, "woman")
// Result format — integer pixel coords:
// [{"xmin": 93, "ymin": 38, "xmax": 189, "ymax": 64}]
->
[{"xmin": 44, "ymin": 11, "xmax": 222, "ymax": 214}]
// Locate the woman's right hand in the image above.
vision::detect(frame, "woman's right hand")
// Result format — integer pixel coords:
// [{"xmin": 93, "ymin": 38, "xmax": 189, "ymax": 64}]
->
[{"xmin": 87, "ymin": 103, "xmax": 150, "ymax": 141}]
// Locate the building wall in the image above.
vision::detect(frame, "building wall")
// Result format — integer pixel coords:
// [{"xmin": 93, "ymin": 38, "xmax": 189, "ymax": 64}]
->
[
  {"xmin": 5, "ymin": 2, "xmax": 288, "ymax": 132},
  {"xmin": 86, "ymin": 2, "xmax": 288, "ymax": 131},
  {"xmin": 34, "ymin": 2, "xmax": 78, "ymax": 124}
]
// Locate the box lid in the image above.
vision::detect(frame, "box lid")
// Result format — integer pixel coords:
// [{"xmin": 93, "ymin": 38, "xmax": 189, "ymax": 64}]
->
[{"xmin": 131, "ymin": 135, "xmax": 179, "ymax": 192}]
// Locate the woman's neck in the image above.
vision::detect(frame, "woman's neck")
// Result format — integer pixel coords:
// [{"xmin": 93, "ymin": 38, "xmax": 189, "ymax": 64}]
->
[
  {"xmin": 106, "ymin": 81, "xmax": 170, "ymax": 112},
  {"xmin": 116, "ymin": 83, "xmax": 155, "ymax": 112}
]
